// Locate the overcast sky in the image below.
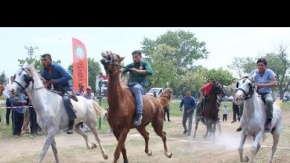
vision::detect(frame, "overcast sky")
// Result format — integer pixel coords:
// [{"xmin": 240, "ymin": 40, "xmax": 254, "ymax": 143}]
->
[{"xmin": 1, "ymin": 27, "xmax": 290, "ymax": 79}]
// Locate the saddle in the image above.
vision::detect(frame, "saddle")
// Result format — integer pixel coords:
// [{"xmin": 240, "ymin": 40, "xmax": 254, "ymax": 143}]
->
[{"xmin": 48, "ymin": 86, "xmax": 78, "ymax": 102}]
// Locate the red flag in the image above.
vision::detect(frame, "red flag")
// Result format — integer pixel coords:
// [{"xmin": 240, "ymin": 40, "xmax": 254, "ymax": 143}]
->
[{"xmin": 72, "ymin": 38, "xmax": 88, "ymax": 92}]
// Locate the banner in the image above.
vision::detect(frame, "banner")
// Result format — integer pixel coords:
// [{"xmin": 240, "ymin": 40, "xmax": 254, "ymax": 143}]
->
[{"xmin": 72, "ymin": 38, "xmax": 88, "ymax": 92}]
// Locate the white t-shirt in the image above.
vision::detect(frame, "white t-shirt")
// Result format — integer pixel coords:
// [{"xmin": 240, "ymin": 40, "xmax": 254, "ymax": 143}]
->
[{"xmin": 223, "ymin": 107, "xmax": 228, "ymax": 114}]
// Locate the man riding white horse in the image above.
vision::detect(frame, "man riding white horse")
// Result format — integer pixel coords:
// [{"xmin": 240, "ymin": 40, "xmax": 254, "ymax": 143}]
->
[
  {"xmin": 236, "ymin": 58, "xmax": 278, "ymax": 132},
  {"xmin": 40, "ymin": 53, "xmax": 76, "ymax": 134}
]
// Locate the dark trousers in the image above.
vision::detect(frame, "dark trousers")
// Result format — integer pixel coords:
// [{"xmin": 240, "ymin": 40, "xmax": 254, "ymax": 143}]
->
[
  {"xmin": 12, "ymin": 110, "xmax": 24, "ymax": 135},
  {"xmin": 232, "ymin": 107, "xmax": 240, "ymax": 121},
  {"xmin": 6, "ymin": 98, "xmax": 12, "ymax": 125},
  {"xmin": 62, "ymin": 93, "xmax": 77, "ymax": 121},
  {"xmin": 164, "ymin": 108, "xmax": 170, "ymax": 121},
  {"xmin": 29, "ymin": 106, "xmax": 39, "ymax": 134},
  {"xmin": 222, "ymin": 114, "xmax": 227, "ymax": 121}
]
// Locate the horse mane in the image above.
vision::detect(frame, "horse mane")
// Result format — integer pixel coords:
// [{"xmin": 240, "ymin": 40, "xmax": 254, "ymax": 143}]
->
[{"xmin": 158, "ymin": 88, "xmax": 173, "ymax": 106}]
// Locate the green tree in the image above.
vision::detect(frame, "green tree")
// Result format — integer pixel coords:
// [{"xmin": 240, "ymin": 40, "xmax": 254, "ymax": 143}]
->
[
  {"xmin": 68, "ymin": 57, "xmax": 101, "ymax": 92},
  {"xmin": 228, "ymin": 57, "xmax": 256, "ymax": 78},
  {"xmin": 0, "ymin": 71, "xmax": 7, "ymax": 84},
  {"xmin": 142, "ymin": 29, "xmax": 209, "ymax": 75},
  {"xmin": 206, "ymin": 68, "xmax": 236, "ymax": 86}
]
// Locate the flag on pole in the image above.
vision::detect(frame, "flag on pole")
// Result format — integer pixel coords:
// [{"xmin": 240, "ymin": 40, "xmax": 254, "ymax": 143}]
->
[{"xmin": 72, "ymin": 38, "xmax": 88, "ymax": 92}]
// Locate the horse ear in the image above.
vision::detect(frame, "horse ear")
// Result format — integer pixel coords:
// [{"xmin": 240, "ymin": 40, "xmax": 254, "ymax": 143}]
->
[
  {"xmin": 119, "ymin": 56, "xmax": 125, "ymax": 62},
  {"xmin": 23, "ymin": 61, "xmax": 29, "ymax": 68}
]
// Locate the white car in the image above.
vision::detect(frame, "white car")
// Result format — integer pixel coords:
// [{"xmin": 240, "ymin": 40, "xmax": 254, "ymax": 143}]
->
[{"xmin": 146, "ymin": 87, "xmax": 163, "ymax": 97}]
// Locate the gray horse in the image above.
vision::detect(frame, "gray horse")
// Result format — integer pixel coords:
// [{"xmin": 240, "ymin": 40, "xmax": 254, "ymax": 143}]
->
[
  {"xmin": 235, "ymin": 75, "xmax": 282, "ymax": 163},
  {"xmin": 9, "ymin": 62, "xmax": 108, "ymax": 163}
]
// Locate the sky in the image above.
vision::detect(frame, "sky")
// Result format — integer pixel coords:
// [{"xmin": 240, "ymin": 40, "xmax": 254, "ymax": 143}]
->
[{"xmin": 1, "ymin": 27, "xmax": 290, "ymax": 79}]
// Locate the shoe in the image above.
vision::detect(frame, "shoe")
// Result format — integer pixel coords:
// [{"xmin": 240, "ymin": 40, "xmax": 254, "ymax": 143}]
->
[
  {"xmin": 236, "ymin": 126, "xmax": 242, "ymax": 132},
  {"xmin": 168, "ymin": 120, "xmax": 171, "ymax": 122},
  {"xmin": 231, "ymin": 120, "xmax": 237, "ymax": 123},
  {"xmin": 67, "ymin": 120, "xmax": 74, "ymax": 134},
  {"xmin": 133, "ymin": 114, "xmax": 143, "ymax": 126},
  {"xmin": 183, "ymin": 130, "xmax": 187, "ymax": 134},
  {"xmin": 265, "ymin": 122, "xmax": 272, "ymax": 132}
]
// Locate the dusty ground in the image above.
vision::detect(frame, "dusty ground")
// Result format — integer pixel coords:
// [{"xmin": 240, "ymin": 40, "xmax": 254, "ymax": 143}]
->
[{"xmin": 1, "ymin": 111, "xmax": 290, "ymax": 163}]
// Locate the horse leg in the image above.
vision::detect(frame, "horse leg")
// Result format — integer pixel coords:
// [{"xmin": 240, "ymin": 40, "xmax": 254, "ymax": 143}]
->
[
  {"xmin": 136, "ymin": 126, "xmax": 152, "ymax": 156},
  {"xmin": 193, "ymin": 118, "xmax": 199, "ymax": 139},
  {"xmin": 151, "ymin": 119, "xmax": 172, "ymax": 158},
  {"xmin": 269, "ymin": 129, "xmax": 281, "ymax": 163},
  {"xmin": 212, "ymin": 122, "xmax": 216, "ymax": 142},
  {"xmin": 51, "ymin": 138, "xmax": 60, "ymax": 163},
  {"xmin": 250, "ymin": 131, "xmax": 263, "ymax": 163},
  {"xmin": 74, "ymin": 123, "xmax": 95, "ymax": 149},
  {"xmin": 38, "ymin": 131, "xmax": 57, "ymax": 163},
  {"xmin": 238, "ymin": 131, "xmax": 249, "ymax": 162},
  {"xmin": 112, "ymin": 129, "xmax": 130, "ymax": 163},
  {"xmin": 86, "ymin": 121, "xmax": 109, "ymax": 160}
]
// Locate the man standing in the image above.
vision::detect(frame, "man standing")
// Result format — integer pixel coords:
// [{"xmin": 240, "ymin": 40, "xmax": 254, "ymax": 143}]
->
[
  {"xmin": 83, "ymin": 86, "xmax": 96, "ymax": 101},
  {"xmin": 75, "ymin": 83, "xmax": 85, "ymax": 96},
  {"xmin": 3, "ymin": 76, "xmax": 15, "ymax": 126},
  {"xmin": 179, "ymin": 90, "xmax": 196, "ymax": 136},
  {"xmin": 40, "ymin": 53, "xmax": 76, "ymax": 134},
  {"xmin": 231, "ymin": 92, "xmax": 240, "ymax": 123},
  {"xmin": 122, "ymin": 50, "xmax": 153, "ymax": 126},
  {"xmin": 10, "ymin": 93, "xmax": 26, "ymax": 137}
]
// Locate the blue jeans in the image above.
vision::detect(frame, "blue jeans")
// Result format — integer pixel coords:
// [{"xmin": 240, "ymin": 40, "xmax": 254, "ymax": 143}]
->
[{"xmin": 129, "ymin": 82, "xmax": 144, "ymax": 115}]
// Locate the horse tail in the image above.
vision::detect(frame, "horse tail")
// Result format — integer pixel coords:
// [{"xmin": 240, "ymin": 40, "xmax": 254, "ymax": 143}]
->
[
  {"xmin": 157, "ymin": 88, "xmax": 173, "ymax": 107},
  {"xmin": 91, "ymin": 100, "xmax": 106, "ymax": 118},
  {"xmin": 273, "ymin": 98, "xmax": 283, "ymax": 109}
]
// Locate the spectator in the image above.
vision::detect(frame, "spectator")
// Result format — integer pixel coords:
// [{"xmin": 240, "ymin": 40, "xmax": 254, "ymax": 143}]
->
[
  {"xmin": 179, "ymin": 90, "xmax": 196, "ymax": 136},
  {"xmin": 222, "ymin": 105, "xmax": 228, "ymax": 122},
  {"xmin": 10, "ymin": 93, "xmax": 27, "ymax": 137},
  {"xmin": 164, "ymin": 104, "xmax": 171, "ymax": 122},
  {"xmin": 83, "ymin": 86, "xmax": 96, "ymax": 100},
  {"xmin": 231, "ymin": 93, "xmax": 240, "ymax": 123},
  {"xmin": 75, "ymin": 83, "xmax": 85, "ymax": 96},
  {"xmin": 3, "ymin": 76, "xmax": 15, "ymax": 125}
]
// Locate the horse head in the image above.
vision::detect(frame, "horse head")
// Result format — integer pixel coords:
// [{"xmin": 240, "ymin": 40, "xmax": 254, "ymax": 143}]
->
[
  {"xmin": 9, "ymin": 62, "xmax": 36, "ymax": 96},
  {"xmin": 100, "ymin": 50, "xmax": 125, "ymax": 76},
  {"xmin": 211, "ymin": 82, "xmax": 225, "ymax": 97},
  {"xmin": 235, "ymin": 75, "xmax": 257, "ymax": 104}
]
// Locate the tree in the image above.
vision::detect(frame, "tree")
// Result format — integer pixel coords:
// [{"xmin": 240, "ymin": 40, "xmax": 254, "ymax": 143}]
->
[
  {"xmin": 141, "ymin": 29, "xmax": 209, "ymax": 95},
  {"xmin": 141, "ymin": 29, "xmax": 209, "ymax": 75},
  {"xmin": 206, "ymin": 68, "xmax": 236, "ymax": 86},
  {"xmin": 228, "ymin": 57, "xmax": 256, "ymax": 78},
  {"xmin": 68, "ymin": 57, "xmax": 102, "ymax": 92},
  {"xmin": 0, "ymin": 71, "xmax": 7, "ymax": 84}
]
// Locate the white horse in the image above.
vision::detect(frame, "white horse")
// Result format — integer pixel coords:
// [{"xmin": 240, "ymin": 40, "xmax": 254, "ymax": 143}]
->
[
  {"xmin": 9, "ymin": 62, "xmax": 109, "ymax": 163},
  {"xmin": 234, "ymin": 75, "xmax": 282, "ymax": 163}
]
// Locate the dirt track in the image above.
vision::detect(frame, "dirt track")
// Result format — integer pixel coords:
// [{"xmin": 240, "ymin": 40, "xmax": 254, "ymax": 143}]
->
[{"xmin": 1, "ymin": 113, "xmax": 290, "ymax": 163}]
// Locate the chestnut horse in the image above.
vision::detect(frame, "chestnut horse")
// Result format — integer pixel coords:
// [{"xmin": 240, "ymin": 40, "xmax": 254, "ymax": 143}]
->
[
  {"xmin": 193, "ymin": 82, "xmax": 225, "ymax": 140},
  {"xmin": 100, "ymin": 50, "xmax": 173, "ymax": 163},
  {"xmin": 0, "ymin": 84, "xmax": 5, "ymax": 96}
]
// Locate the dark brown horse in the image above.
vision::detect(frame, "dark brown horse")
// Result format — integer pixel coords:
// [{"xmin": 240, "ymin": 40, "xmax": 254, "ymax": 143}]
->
[
  {"xmin": 0, "ymin": 84, "xmax": 5, "ymax": 96},
  {"xmin": 193, "ymin": 83, "xmax": 224, "ymax": 140},
  {"xmin": 100, "ymin": 50, "xmax": 173, "ymax": 163}
]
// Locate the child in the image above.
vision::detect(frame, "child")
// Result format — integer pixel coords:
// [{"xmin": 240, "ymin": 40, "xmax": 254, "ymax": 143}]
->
[{"xmin": 222, "ymin": 105, "xmax": 228, "ymax": 122}]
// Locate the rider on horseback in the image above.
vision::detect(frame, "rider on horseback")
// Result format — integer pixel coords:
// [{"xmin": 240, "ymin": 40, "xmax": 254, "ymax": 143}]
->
[
  {"xmin": 236, "ymin": 58, "xmax": 278, "ymax": 132},
  {"xmin": 122, "ymin": 50, "xmax": 153, "ymax": 126},
  {"xmin": 197, "ymin": 78, "xmax": 216, "ymax": 117},
  {"xmin": 41, "ymin": 54, "xmax": 77, "ymax": 134}
]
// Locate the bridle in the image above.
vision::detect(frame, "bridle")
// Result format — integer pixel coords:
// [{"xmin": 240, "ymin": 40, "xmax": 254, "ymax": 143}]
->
[
  {"xmin": 101, "ymin": 52, "xmax": 128, "ymax": 76},
  {"xmin": 13, "ymin": 68, "xmax": 43, "ymax": 94},
  {"xmin": 236, "ymin": 76, "xmax": 255, "ymax": 100}
]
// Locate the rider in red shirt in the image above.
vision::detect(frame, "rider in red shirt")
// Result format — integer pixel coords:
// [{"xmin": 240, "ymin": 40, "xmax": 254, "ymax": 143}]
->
[{"xmin": 197, "ymin": 78, "xmax": 215, "ymax": 116}]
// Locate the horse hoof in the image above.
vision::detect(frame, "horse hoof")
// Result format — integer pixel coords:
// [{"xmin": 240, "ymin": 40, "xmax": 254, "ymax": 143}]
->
[
  {"xmin": 166, "ymin": 152, "xmax": 172, "ymax": 158},
  {"xmin": 103, "ymin": 153, "xmax": 109, "ymax": 160},
  {"xmin": 91, "ymin": 143, "xmax": 97, "ymax": 149},
  {"xmin": 242, "ymin": 156, "xmax": 249, "ymax": 162},
  {"xmin": 146, "ymin": 150, "xmax": 152, "ymax": 156}
]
